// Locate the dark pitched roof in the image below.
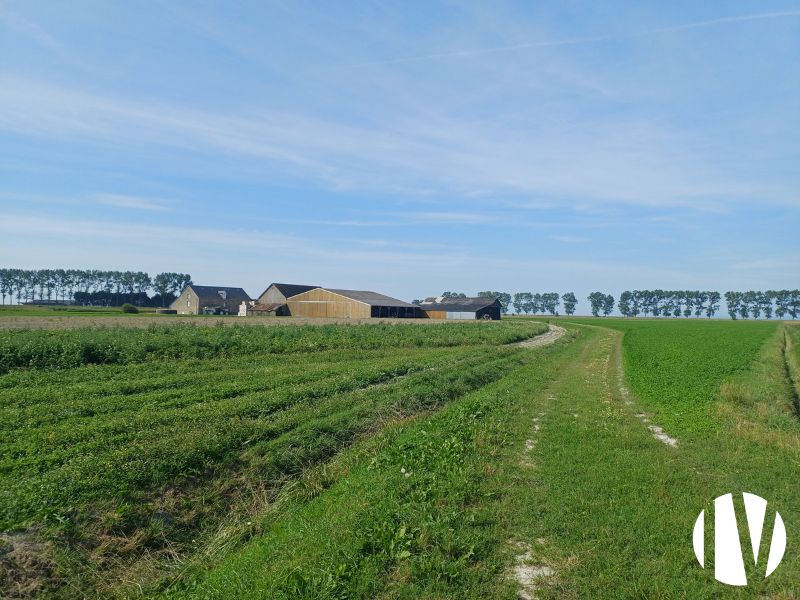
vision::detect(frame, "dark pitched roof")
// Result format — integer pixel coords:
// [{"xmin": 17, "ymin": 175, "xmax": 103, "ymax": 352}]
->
[
  {"xmin": 188, "ymin": 285, "xmax": 251, "ymax": 300},
  {"xmin": 250, "ymin": 303, "xmax": 285, "ymax": 311},
  {"xmin": 323, "ymin": 289, "xmax": 415, "ymax": 308},
  {"xmin": 419, "ymin": 297, "xmax": 499, "ymax": 312},
  {"xmin": 259, "ymin": 283, "xmax": 319, "ymax": 300}
]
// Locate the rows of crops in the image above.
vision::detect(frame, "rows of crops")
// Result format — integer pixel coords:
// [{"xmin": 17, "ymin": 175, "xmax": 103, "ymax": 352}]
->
[
  {"xmin": 0, "ymin": 321, "xmax": 543, "ymax": 374},
  {"xmin": 0, "ymin": 352, "xmax": 518, "ymax": 530},
  {"xmin": 0, "ymin": 322, "xmax": 546, "ymax": 530}
]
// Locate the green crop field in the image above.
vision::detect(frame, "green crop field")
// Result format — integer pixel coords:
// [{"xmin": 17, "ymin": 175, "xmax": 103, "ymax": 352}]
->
[
  {"xmin": 559, "ymin": 319, "xmax": 780, "ymax": 435},
  {"xmin": 1, "ymin": 318, "xmax": 798, "ymax": 599}
]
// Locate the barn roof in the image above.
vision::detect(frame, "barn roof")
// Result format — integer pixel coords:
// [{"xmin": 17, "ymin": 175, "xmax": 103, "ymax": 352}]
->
[
  {"xmin": 248, "ymin": 303, "xmax": 285, "ymax": 312},
  {"xmin": 259, "ymin": 283, "xmax": 319, "ymax": 299},
  {"xmin": 188, "ymin": 285, "xmax": 251, "ymax": 300},
  {"xmin": 322, "ymin": 289, "xmax": 415, "ymax": 308},
  {"xmin": 419, "ymin": 297, "xmax": 500, "ymax": 312}
]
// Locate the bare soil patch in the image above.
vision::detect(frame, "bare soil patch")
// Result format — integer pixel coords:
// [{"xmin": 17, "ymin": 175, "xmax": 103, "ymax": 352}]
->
[{"xmin": 0, "ymin": 529, "xmax": 52, "ymax": 598}]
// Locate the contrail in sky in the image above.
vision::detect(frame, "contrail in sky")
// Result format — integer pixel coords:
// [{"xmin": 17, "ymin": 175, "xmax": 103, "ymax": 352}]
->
[{"xmin": 347, "ymin": 10, "xmax": 800, "ymax": 68}]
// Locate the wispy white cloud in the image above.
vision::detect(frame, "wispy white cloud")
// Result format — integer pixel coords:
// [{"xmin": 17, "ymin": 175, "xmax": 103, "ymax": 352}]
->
[
  {"xmin": 265, "ymin": 218, "xmax": 393, "ymax": 227},
  {"xmin": 2, "ymin": 76, "xmax": 792, "ymax": 208},
  {"xmin": 733, "ymin": 257, "xmax": 800, "ymax": 270},
  {"xmin": 551, "ymin": 235, "xmax": 588, "ymax": 243},
  {"xmin": 646, "ymin": 10, "xmax": 800, "ymax": 33},
  {"xmin": 340, "ymin": 238, "xmax": 461, "ymax": 250},
  {"xmin": 345, "ymin": 35, "xmax": 612, "ymax": 68},
  {"xmin": 95, "ymin": 193, "xmax": 172, "ymax": 211},
  {"xmin": 345, "ymin": 11, "xmax": 800, "ymax": 68},
  {"xmin": 404, "ymin": 212, "xmax": 496, "ymax": 224}
]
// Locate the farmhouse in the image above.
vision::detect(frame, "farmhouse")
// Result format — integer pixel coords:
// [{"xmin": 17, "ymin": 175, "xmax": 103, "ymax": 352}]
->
[
  {"xmin": 258, "ymin": 283, "xmax": 319, "ymax": 305},
  {"xmin": 170, "ymin": 285, "xmax": 251, "ymax": 315},
  {"xmin": 285, "ymin": 288, "xmax": 419, "ymax": 318},
  {"xmin": 419, "ymin": 296, "xmax": 501, "ymax": 320}
]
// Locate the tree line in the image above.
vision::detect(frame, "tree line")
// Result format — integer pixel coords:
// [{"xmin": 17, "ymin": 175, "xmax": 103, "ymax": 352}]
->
[
  {"xmin": 615, "ymin": 290, "xmax": 721, "ymax": 318},
  {"xmin": 0, "ymin": 269, "xmax": 193, "ymax": 307},
  {"xmin": 608, "ymin": 289, "xmax": 798, "ymax": 319},
  {"xmin": 724, "ymin": 290, "xmax": 799, "ymax": 320}
]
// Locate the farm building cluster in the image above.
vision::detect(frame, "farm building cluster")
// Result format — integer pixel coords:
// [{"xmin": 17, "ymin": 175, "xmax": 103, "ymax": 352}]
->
[{"xmin": 170, "ymin": 283, "xmax": 501, "ymax": 320}]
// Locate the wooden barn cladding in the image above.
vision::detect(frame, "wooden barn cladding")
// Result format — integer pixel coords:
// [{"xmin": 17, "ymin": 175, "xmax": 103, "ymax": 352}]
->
[{"xmin": 285, "ymin": 288, "xmax": 419, "ymax": 318}]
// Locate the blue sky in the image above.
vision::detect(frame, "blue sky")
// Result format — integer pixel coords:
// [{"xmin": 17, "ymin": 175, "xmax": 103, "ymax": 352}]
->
[{"xmin": 1, "ymin": 1, "xmax": 798, "ymax": 310}]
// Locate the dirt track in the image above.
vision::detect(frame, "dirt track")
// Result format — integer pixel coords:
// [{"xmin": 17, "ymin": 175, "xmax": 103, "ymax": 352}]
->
[{"xmin": 518, "ymin": 324, "xmax": 566, "ymax": 347}]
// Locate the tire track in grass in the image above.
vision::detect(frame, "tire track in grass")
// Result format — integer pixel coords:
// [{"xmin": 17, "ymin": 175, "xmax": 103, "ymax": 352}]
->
[
  {"xmin": 509, "ymin": 325, "xmax": 695, "ymax": 598},
  {"xmin": 610, "ymin": 329, "xmax": 678, "ymax": 447}
]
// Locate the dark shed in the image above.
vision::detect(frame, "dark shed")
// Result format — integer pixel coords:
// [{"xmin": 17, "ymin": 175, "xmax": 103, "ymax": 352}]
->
[{"xmin": 419, "ymin": 297, "xmax": 501, "ymax": 320}]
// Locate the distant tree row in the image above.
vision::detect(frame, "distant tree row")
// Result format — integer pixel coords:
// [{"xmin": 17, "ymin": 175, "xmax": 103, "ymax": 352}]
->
[
  {"xmin": 0, "ymin": 269, "xmax": 192, "ymax": 307},
  {"xmin": 510, "ymin": 292, "xmax": 569, "ymax": 316},
  {"xmin": 615, "ymin": 290, "xmax": 721, "ymax": 318},
  {"xmin": 724, "ymin": 290, "xmax": 799, "ymax": 320},
  {"xmin": 606, "ymin": 289, "xmax": 799, "ymax": 319},
  {"xmin": 416, "ymin": 289, "xmax": 799, "ymax": 319},
  {"xmin": 587, "ymin": 292, "xmax": 616, "ymax": 317}
]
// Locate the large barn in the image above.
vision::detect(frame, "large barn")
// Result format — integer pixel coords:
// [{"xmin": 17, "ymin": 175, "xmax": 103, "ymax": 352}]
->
[
  {"xmin": 419, "ymin": 296, "xmax": 501, "ymax": 320},
  {"xmin": 170, "ymin": 285, "xmax": 251, "ymax": 315},
  {"xmin": 285, "ymin": 288, "xmax": 419, "ymax": 318}
]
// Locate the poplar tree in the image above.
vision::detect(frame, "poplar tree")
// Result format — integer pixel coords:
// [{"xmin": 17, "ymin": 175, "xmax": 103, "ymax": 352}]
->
[
  {"xmin": 618, "ymin": 291, "xmax": 632, "ymax": 317},
  {"xmin": 724, "ymin": 291, "xmax": 740, "ymax": 320},
  {"xmin": 602, "ymin": 294, "xmax": 615, "ymax": 316},
  {"xmin": 512, "ymin": 293, "xmax": 528, "ymax": 315},
  {"xmin": 706, "ymin": 292, "xmax": 720, "ymax": 318},
  {"xmin": 561, "ymin": 292, "xmax": 577, "ymax": 316},
  {"xmin": 630, "ymin": 291, "xmax": 641, "ymax": 317}
]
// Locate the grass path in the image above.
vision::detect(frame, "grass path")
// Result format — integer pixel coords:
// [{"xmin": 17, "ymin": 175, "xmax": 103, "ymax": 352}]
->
[
  {"xmin": 509, "ymin": 323, "xmax": 797, "ymax": 598},
  {"xmin": 518, "ymin": 324, "xmax": 566, "ymax": 348},
  {"xmin": 507, "ymin": 324, "xmax": 704, "ymax": 597}
]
